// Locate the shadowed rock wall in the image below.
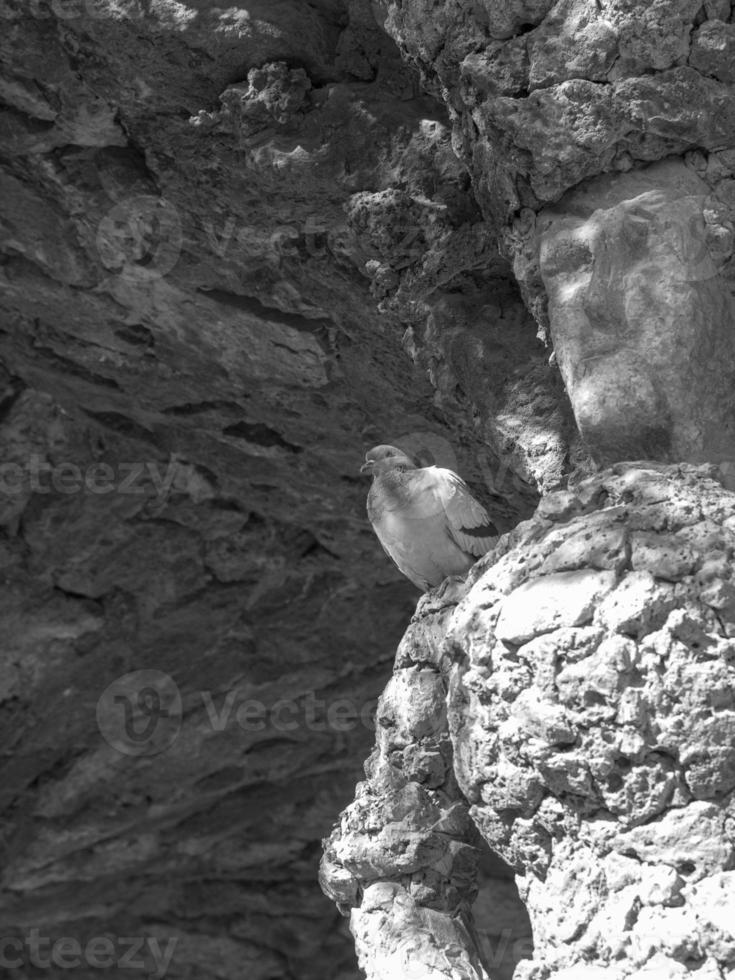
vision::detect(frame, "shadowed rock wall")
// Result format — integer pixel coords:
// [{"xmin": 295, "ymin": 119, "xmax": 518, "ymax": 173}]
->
[
  {"xmin": 0, "ymin": 1, "xmax": 572, "ymax": 978},
  {"xmin": 3, "ymin": 0, "xmax": 735, "ymax": 978}
]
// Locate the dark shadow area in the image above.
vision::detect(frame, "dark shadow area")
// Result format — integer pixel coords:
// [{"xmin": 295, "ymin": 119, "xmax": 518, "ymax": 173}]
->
[{"xmin": 474, "ymin": 843, "xmax": 535, "ymax": 980}]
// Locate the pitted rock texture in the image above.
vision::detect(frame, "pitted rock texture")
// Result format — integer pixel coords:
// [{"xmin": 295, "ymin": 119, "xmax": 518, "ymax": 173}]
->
[
  {"xmin": 321, "ymin": 593, "xmax": 533, "ymax": 980},
  {"xmin": 451, "ymin": 462, "xmax": 735, "ymax": 978},
  {"xmin": 377, "ymin": 0, "xmax": 735, "ymax": 218},
  {"xmin": 323, "ymin": 463, "xmax": 735, "ymax": 978}
]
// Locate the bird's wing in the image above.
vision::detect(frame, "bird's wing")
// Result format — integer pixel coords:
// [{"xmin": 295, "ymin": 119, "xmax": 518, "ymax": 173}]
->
[{"xmin": 433, "ymin": 467, "xmax": 498, "ymax": 557}]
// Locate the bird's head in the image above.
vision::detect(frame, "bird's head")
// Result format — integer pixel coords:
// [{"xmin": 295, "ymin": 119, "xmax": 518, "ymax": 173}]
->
[{"xmin": 360, "ymin": 444, "xmax": 417, "ymax": 477}]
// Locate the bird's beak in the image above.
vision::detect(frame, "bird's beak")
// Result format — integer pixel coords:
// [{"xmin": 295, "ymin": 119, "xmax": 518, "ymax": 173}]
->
[{"xmin": 359, "ymin": 460, "xmax": 374, "ymax": 475}]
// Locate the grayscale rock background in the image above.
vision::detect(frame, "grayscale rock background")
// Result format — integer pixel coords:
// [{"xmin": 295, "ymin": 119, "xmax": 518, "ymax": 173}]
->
[{"xmin": 0, "ymin": 0, "xmax": 733, "ymax": 978}]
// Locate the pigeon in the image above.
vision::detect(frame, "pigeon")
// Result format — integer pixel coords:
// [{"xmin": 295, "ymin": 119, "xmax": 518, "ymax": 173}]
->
[{"xmin": 360, "ymin": 444, "xmax": 498, "ymax": 591}]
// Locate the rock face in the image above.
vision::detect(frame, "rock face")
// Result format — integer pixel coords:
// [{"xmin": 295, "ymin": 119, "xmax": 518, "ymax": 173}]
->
[
  {"xmin": 538, "ymin": 159, "xmax": 735, "ymax": 464},
  {"xmin": 3, "ymin": 0, "xmax": 735, "ymax": 978},
  {"xmin": 378, "ymin": 0, "xmax": 735, "ymax": 463},
  {"xmin": 320, "ymin": 591, "xmax": 530, "ymax": 980},
  {"xmin": 322, "ymin": 463, "xmax": 735, "ymax": 979},
  {"xmin": 0, "ymin": 2, "xmax": 562, "ymax": 977}
]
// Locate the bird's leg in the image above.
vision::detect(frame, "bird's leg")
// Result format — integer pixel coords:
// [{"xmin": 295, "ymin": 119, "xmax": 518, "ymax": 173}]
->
[{"xmin": 433, "ymin": 574, "xmax": 467, "ymax": 602}]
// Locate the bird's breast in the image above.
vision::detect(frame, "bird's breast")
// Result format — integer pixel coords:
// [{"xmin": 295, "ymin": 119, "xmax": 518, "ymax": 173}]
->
[{"xmin": 367, "ymin": 473, "xmax": 442, "ymax": 520}]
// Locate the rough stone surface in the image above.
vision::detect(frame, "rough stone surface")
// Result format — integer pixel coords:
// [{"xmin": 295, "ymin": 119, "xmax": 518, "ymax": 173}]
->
[
  {"xmin": 4, "ymin": 0, "xmax": 735, "ymax": 977},
  {"xmin": 321, "ymin": 591, "xmax": 534, "ymax": 980},
  {"xmin": 378, "ymin": 0, "xmax": 735, "ymax": 215},
  {"xmin": 0, "ymin": 2, "xmax": 580, "ymax": 977},
  {"xmin": 537, "ymin": 159, "xmax": 735, "ymax": 464},
  {"xmin": 322, "ymin": 464, "xmax": 735, "ymax": 978},
  {"xmin": 377, "ymin": 0, "xmax": 735, "ymax": 462},
  {"xmin": 448, "ymin": 464, "xmax": 735, "ymax": 977}
]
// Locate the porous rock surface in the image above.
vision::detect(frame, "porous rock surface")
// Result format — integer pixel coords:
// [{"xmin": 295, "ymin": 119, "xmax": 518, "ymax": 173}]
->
[
  {"xmin": 320, "ymin": 584, "xmax": 534, "ymax": 980},
  {"xmin": 322, "ymin": 463, "xmax": 735, "ymax": 978}
]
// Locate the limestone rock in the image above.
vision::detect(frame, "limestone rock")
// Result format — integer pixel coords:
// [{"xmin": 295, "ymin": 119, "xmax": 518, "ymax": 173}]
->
[
  {"xmin": 495, "ymin": 569, "xmax": 617, "ymax": 644},
  {"xmin": 537, "ymin": 159, "xmax": 735, "ymax": 464},
  {"xmin": 377, "ymin": 3, "xmax": 735, "ymax": 464},
  {"xmin": 5, "ymin": 0, "xmax": 735, "ymax": 975},
  {"xmin": 324, "ymin": 464, "xmax": 735, "ymax": 978},
  {"xmin": 690, "ymin": 21, "xmax": 735, "ymax": 85},
  {"xmin": 321, "ymin": 594, "xmax": 534, "ymax": 980}
]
